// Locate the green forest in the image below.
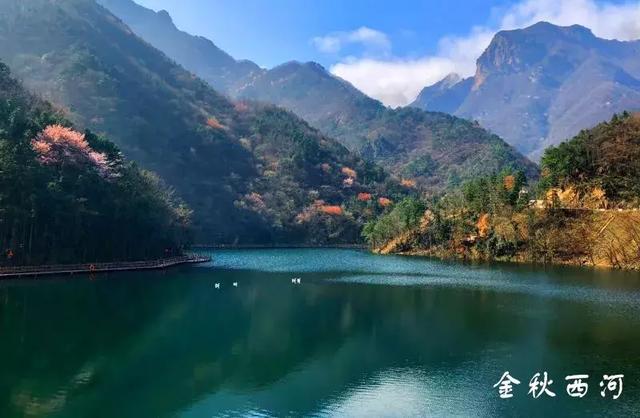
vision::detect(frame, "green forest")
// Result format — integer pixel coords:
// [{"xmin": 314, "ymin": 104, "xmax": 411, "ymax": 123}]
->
[
  {"xmin": 540, "ymin": 111, "xmax": 640, "ymax": 204},
  {"xmin": 0, "ymin": 63, "xmax": 191, "ymax": 266}
]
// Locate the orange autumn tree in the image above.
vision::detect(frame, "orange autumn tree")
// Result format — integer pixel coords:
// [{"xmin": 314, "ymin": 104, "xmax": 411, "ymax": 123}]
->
[
  {"xmin": 31, "ymin": 125, "xmax": 112, "ymax": 178},
  {"xmin": 401, "ymin": 178, "xmax": 417, "ymax": 188},
  {"xmin": 341, "ymin": 167, "xmax": 357, "ymax": 178},
  {"xmin": 296, "ymin": 200, "xmax": 344, "ymax": 222},
  {"xmin": 320, "ymin": 205, "xmax": 343, "ymax": 215},
  {"xmin": 378, "ymin": 197, "xmax": 393, "ymax": 207},
  {"xmin": 357, "ymin": 192, "xmax": 372, "ymax": 202},
  {"xmin": 476, "ymin": 213, "xmax": 490, "ymax": 238},
  {"xmin": 503, "ymin": 175, "xmax": 516, "ymax": 191}
]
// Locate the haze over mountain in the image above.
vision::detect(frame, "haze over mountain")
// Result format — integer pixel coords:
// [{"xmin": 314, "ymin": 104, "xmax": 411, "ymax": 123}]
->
[
  {"xmin": 99, "ymin": 0, "xmax": 537, "ymax": 189},
  {"xmin": 412, "ymin": 22, "xmax": 640, "ymax": 159},
  {"xmin": 98, "ymin": 0, "xmax": 263, "ymax": 93},
  {"xmin": 0, "ymin": 0, "xmax": 402, "ymax": 245}
]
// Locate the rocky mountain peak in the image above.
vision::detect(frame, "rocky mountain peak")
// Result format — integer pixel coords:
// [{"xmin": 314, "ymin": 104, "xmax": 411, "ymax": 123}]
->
[
  {"xmin": 439, "ymin": 73, "xmax": 462, "ymax": 88},
  {"xmin": 473, "ymin": 22, "xmax": 599, "ymax": 89},
  {"xmin": 412, "ymin": 21, "xmax": 640, "ymax": 160},
  {"xmin": 156, "ymin": 9, "xmax": 173, "ymax": 25}
]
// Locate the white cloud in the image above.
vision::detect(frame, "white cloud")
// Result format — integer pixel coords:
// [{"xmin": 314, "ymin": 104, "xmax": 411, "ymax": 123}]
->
[
  {"xmin": 328, "ymin": 0, "xmax": 640, "ymax": 107},
  {"xmin": 312, "ymin": 27, "xmax": 391, "ymax": 55},
  {"xmin": 331, "ymin": 57, "xmax": 461, "ymax": 109}
]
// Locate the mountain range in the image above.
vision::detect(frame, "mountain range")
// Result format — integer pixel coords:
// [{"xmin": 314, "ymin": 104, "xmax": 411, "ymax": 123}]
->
[
  {"xmin": 412, "ymin": 22, "xmax": 640, "ymax": 159},
  {"xmin": 98, "ymin": 0, "xmax": 538, "ymax": 190},
  {"xmin": 0, "ymin": 0, "xmax": 407, "ymax": 244},
  {"xmin": 1, "ymin": 0, "xmax": 636, "ymax": 248},
  {"xmin": 98, "ymin": 0, "xmax": 640, "ymax": 163}
]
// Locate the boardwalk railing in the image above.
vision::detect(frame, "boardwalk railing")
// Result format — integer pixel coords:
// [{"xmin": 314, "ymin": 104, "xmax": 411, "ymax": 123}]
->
[{"xmin": 0, "ymin": 254, "xmax": 211, "ymax": 279}]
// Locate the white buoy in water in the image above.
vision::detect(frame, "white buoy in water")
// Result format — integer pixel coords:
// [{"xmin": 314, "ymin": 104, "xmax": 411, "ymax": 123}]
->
[
  {"xmin": 233, "ymin": 282, "xmax": 238, "ymax": 287},
  {"xmin": 214, "ymin": 283, "xmax": 220, "ymax": 289}
]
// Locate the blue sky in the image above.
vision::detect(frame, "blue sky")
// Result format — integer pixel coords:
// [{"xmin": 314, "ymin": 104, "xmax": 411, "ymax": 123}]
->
[
  {"xmin": 137, "ymin": 0, "xmax": 517, "ymax": 68},
  {"xmin": 136, "ymin": 0, "xmax": 640, "ymax": 106}
]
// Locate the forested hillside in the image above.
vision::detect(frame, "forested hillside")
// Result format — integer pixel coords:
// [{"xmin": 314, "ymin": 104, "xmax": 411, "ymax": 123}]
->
[
  {"xmin": 0, "ymin": 62, "xmax": 191, "ymax": 266},
  {"xmin": 98, "ymin": 0, "xmax": 538, "ymax": 191},
  {"xmin": 0, "ymin": 0, "xmax": 404, "ymax": 245},
  {"xmin": 364, "ymin": 113, "xmax": 640, "ymax": 269},
  {"xmin": 541, "ymin": 111, "xmax": 640, "ymax": 205},
  {"xmin": 237, "ymin": 62, "xmax": 539, "ymax": 191}
]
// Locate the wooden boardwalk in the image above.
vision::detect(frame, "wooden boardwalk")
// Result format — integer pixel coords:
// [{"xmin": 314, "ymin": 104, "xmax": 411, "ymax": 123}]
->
[{"xmin": 0, "ymin": 255, "xmax": 211, "ymax": 279}]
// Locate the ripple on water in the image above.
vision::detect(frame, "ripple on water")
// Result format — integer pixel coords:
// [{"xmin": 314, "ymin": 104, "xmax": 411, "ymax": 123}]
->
[
  {"xmin": 331, "ymin": 273, "xmax": 640, "ymax": 311},
  {"xmin": 316, "ymin": 366, "xmax": 490, "ymax": 417},
  {"xmin": 205, "ymin": 249, "xmax": 640, "ymax": 311}
]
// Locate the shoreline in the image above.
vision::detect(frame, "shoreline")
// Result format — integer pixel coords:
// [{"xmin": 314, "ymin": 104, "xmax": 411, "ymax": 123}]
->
[
  {"xmin": 192, "ymin": 244, "xmax": 367, "ymax": 250},
  {"xmin": 370, "ymin": 208, "xmax": 640, "ymax": 271},
  {"xmin": 0, "ymin": 255, "xmax": 211, "ymax": 279},
  {"xmin": 378, "ymin": 248, "xmax": 640, "ymax": 271}
]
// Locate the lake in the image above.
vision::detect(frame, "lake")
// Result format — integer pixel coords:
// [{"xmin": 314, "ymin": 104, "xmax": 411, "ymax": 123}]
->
[{"xmin": 1, "ymin": 249, "xmax": 640, "ymax": 417}]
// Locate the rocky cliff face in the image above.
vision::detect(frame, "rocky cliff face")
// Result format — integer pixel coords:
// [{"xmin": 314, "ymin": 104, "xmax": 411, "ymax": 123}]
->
[{"xmin": 412, "ymin": 22, "xmax": 640, "ymax": 160}]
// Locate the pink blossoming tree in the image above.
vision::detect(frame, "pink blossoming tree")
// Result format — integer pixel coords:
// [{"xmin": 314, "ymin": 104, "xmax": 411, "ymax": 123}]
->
[{"xmin": 31, "ymin": 125, "xmax": 113, "ymax": 178}]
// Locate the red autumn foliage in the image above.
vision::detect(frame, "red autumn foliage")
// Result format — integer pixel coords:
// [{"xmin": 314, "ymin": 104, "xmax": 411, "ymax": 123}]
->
[
  {"xmin": 357, "ymin": 192, "xmax": 372, "ymax": 201},
  {"xmin": 206, "ymin": 117, "xmax": 226, "ymax": 130},
  {"xmin": 320, "ymin": 205, "xmax": 343, "ymax": 215},
  {"xmin": 378, "ymin": 197, "xmax": 393, "ymax": 207},
  {"xmin": 31, "ymin": 125, "xmax": 112, "ymax": 177}
]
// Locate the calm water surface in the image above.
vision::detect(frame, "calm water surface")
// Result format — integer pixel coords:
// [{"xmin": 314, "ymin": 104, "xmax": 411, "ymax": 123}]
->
[{"xmin": 1, "ymin": 249, "xmax": 640, "ymax": 417}]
